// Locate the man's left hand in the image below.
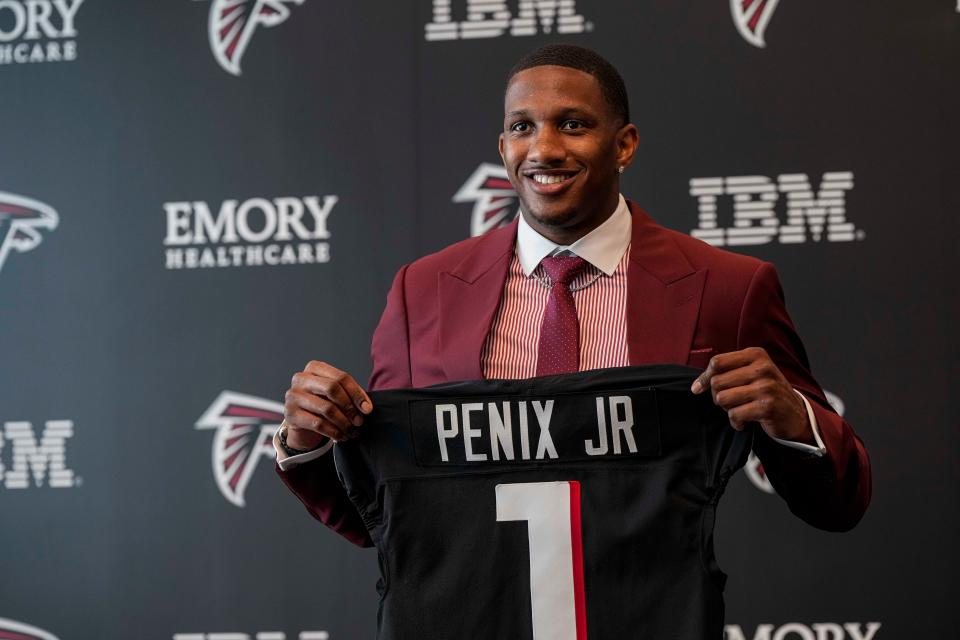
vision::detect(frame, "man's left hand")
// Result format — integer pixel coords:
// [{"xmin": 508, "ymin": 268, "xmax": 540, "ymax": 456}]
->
[{"xmin": 690, "ymin": 347, "xmax": 814, "ymax": 444}]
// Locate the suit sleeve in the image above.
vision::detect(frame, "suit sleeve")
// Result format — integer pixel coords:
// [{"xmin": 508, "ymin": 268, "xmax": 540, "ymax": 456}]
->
[
  {"xmin": 369, "ymin": 264, "xmax": 414, "ymax": 391},
  {"xmin": 275, "ymin": 265, "xmax": 414, "ymax": 547},
  {"xmin": 738, "ymin": 261, "xmax": 872, "ymax": 532}
]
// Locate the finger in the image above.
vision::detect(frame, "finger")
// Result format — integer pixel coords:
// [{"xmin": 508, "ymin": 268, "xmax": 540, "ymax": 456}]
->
[
  {"xmin": 712, "ymin": 383, "xmax": 757, "ymax": 411},
  {"xmin": 726, "ymin": 401, "xmax": 764, "ymax": 431},
  {"xmin": 707, "ymin": 367, "xmax": 759, "ymax": 397},
  {"xmin": 692, "ymin": 349, "xmax": 765, "ymax": 394},
  {"xmin": 301, "ymin": 363, "xmax": 372, "ymax": 416},
  {"xmin": 287, "ymin": 389, "xmax": 354, "ymax": 431},
  {"xmin": 691, "ymin": 360, "xmax": 715, "ymax": 394},
  {"xmin": 692, "ymin": 355, "xmax": 725, "ymax": 394},
  {"xmin": 304, "ymin": 359, "xmax": 338, "ymax": 376},
  {"xmin": 716, "ymin": 379, "xmax": 782, "ymax": 415},
  {"xmin": 293, "ymin": 373, "xmax": 362, "ymax": 426},
  {"xmin": 337, "ymin": 373, "xmax": 373, "ymax": 415},
  {"xmin": 317, "ymin": 367, "xmax": 372, "ymax": 416},
  {"xmin": 314, "ymin": 395, "xmax": 357, "ymax": 433},
  {"xmin": 285, "ymin": 407, "xmax": 350, "ymax": 442}
]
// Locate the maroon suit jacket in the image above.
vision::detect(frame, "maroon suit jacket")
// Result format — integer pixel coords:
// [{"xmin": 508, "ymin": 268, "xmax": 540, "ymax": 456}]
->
[{"xmin": 278, "ymin": 202, "xmax": 871, "ymax": 546}]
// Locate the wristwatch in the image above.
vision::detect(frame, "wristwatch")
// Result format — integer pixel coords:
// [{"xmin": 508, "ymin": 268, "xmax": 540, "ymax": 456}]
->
[{"xmin": 278, "ymin": 424, "xmax": 311, "ymax": 456}]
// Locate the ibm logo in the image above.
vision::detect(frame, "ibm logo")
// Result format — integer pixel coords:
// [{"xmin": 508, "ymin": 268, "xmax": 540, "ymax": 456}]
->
[
  {"xmin": 0, "ymin": 420, "xmax": 76, "ymax": 489},
  {"xmin": 425, "ymin": 0, "xmax": 589, "ymax": 41},
  {"xmin": 689, "ymin": 172, "xmax": 863, "ymax": 246}
]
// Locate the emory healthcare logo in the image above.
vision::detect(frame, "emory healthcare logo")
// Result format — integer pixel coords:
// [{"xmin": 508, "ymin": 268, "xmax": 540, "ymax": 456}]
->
[
  {"xmin": 1, "ymin": 420, "xmax": 76, "ymax": 490},
  {"xmin": 745, "ymin": 390, "xmax": 845, "ymax": 495},
  {"xmin": 0, "ymin": 0, "xmax": 84, "ymax": 66},
  {"xmin": 197, "ymin": 0, "xmax": 304, "ymax": 75},
  {"xmin": 0, "ymin": 191, "xmax": 59, "ymax": 276},
  {"xmin": 730, "ymin": 0, "xmax": 780, "ymax": 48},
  {"xmin": 689, "ymin": 172, "xmax": 862, "ymax": 247},
  {"xmin": 725, "ymin": 621, "xmax": 880, "ymax": 640},
  {"xmin": 196, "ymin": 391, "xmax": 331, "ymax": 507},
  {"xmin": 425, "ymin": 0, "xmax": 589, "ymax": 41},
  {"xmin": 0, "ymin": 617, "xmax": 60, "ymax": 640},
  {"xmin": 163, "ymin": 194, "xmax": 337, "ymax": 269},
  {"xmin": 454, "ymin": 163, "xmax": 519, "ymax": 237}
]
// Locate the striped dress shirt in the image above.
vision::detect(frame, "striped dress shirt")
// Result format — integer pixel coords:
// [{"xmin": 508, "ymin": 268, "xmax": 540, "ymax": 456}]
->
[{"xmin": 481, "ymin": 197, "xmax": 632, "ymax": 379}]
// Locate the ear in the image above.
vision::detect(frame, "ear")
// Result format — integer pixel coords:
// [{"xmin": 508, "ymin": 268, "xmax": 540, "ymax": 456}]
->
[
  {"xmin": 498, "ymin": 133, "xmax": 505, "ymax": 163},
  {"xmin": 615, "ymin": 123, "xmax": 639, "ymax": 170}
]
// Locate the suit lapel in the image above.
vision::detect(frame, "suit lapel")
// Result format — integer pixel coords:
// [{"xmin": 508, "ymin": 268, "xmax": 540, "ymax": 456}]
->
[
  {"xmin": 626, "ymin": 202, "xmax": 707, "ymax": 366},
  {"xmin": 436, "ymin": 203, "xmax": 706, "ymax": 378},
  {"xmin": 438, "ymin": 220, "xmax": 517, "ymax": 381}
]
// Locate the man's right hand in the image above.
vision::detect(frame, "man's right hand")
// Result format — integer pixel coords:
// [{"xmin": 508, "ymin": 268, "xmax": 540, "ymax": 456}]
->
[{"xmin": 283, "ymin": 361, "xmax": 373, "ymax": 448}]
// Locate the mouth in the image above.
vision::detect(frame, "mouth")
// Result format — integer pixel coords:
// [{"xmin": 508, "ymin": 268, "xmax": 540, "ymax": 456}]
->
[{"xmin": 522, "ymin": 169, "xmax": 580, "ymax": 194}]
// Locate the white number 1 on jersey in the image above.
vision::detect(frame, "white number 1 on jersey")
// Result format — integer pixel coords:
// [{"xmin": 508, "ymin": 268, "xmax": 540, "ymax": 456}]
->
[{"xmin": 496, "ymin": 481, "xmax": 588, "ymax": 640}]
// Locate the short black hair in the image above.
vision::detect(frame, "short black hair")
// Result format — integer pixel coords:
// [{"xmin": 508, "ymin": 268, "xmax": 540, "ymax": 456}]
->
[{"xmin": 507, "ymin": 44, "xmax": 630, "ymax": 125}]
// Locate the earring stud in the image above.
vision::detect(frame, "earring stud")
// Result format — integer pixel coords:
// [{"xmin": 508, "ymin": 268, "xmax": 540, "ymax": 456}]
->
[{"xmin": 617, "ymin": 166, "xmax": 624, "ymax": 174}]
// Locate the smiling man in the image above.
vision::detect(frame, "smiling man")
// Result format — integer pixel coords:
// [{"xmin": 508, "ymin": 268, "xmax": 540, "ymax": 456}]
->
[
  {"xmin": 500, "ymin": 51, "xmax": 634, "ymax": 247},
  {"xmin": 276, "ymin": 44, "xmax": 870, "ymax": 552}
]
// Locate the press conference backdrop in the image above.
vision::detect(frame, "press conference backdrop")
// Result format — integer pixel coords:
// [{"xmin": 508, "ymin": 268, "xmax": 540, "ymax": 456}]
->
[{"xmin": 1, "ymin": 1, "xmax": 957, "ymax": 638}]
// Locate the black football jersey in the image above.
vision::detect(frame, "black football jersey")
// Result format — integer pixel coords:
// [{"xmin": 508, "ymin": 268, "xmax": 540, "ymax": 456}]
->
[{"xmin": 334, "ymin": 365, "xmax": 753, "ymax": 640}]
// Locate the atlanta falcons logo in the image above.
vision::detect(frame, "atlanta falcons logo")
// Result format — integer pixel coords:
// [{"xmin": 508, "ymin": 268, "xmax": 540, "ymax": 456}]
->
[
  {"xmin": 196, "ymin": 391, "xmax": 331, "ymax": 507},
  {"xmin": 454, "ymin": 163, "xmax": 520, "ymax": 237},
  {"xmin": 0, "ymin": 617, "xmax": 60, "ymax": 640},
  {"xmin": 745, "ymin": 389, "xmax": 845, "ymax": 494},
  {"xmin": 203, "ymin": 0, "xmax": 305, "ymax": 76},
  {"xmin": 730, "ymin": 0, "xmax": 780, "ymax": 48},
  {"xmin": 0, "ymin": 191, "xmax": 59, "ymax": 276}
]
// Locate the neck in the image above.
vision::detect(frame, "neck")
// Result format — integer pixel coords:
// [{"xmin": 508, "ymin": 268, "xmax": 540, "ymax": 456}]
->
[{"xmin": 521, "ymin": 191, "xmax": 620, "ymax": 246}]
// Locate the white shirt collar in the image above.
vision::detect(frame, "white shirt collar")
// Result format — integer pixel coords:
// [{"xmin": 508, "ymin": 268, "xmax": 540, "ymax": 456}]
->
[{"xmin": 516, "ymin": 194, "xmax": 631, "ymax": 277}]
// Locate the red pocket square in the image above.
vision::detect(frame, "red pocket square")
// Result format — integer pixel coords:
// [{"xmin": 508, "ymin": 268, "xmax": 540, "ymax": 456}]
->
[{"xmin": 687, "ymin": 348, "xmax": 715, "ymax": 369}]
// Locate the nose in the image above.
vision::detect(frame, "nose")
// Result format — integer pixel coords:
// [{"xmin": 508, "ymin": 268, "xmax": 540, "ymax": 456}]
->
[{"xmin": 527, "ymin": 127, "xmax": 565, "ymax": 166}]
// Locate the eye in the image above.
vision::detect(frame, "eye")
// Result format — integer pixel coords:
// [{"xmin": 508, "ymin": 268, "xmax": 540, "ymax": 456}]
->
[
  {"xmin": 510, "ymin": 121, "xmax": 530, "ymax": 133},
  {"xmin": 560, "ymin": 120, "xmax": 584, "ymax": 131}
]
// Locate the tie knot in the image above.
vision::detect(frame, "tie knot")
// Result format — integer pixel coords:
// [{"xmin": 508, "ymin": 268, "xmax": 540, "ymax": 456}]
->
[{"xmin": 540, "ymin": 255, "xmax": 588, "ymax": 287}]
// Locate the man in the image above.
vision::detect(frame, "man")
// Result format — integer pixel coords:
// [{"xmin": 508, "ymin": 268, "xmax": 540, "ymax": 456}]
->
[{"xmin": 276, "ymin": 44, "xmax": 870, "ymax": 547}]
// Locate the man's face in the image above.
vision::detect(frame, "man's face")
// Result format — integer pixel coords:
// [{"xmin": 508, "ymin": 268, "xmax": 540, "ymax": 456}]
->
[{"xmin": 499, "ymin": 65, "xmax": 638, "ymax": 243}]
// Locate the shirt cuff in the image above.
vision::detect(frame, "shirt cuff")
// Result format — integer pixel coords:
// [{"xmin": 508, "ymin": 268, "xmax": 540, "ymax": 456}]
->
[
  {"xmin": 274, "ymin": 421, "xmax": 333, "ymax": 471},
  {"xmin": 769, "ymin": 390, "xmax": 827, "ymax": 457}
]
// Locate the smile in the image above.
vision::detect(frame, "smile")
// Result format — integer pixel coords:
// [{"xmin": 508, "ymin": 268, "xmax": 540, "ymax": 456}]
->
[
  {"xmin": 531, "ymin": 174, "xmax": 574, "ymax": 185},
  {"xmin": 523, "ymin": 171, "xmax": 580, "ymax": 194}
]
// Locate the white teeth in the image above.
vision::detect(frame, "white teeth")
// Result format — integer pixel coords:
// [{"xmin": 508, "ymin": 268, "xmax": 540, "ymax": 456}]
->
[{"xmin": 532, "ymin": 174, "xmax": 569, "ymax": 184}]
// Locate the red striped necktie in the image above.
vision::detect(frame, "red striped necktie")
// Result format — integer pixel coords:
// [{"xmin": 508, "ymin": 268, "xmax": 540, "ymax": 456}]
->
[{"xmin": 536, "ymin": 255, "xmax": 589, "ymax": 376}]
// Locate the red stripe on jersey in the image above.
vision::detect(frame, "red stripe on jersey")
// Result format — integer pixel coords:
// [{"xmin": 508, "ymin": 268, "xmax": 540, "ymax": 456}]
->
[{"xmin": 569, "ymin": 480, "xmax": 589, "ymax": 639}]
